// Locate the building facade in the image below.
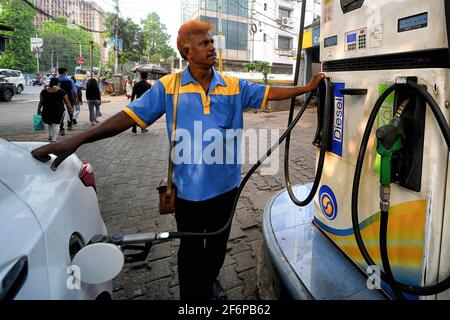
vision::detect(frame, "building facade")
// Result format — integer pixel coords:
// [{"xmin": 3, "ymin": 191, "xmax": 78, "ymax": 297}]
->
[
  {"xmin": 251, "ymin": 0, "xmax": 300, "ymax": 74},
  {"xmin": 181, "ymin": 0, "xmax": 320, "ymax": 74},
  {"xmin": 182, "ymin": 0, "xmax": 252, "ymax": 71},
  {"xmin": 32, "ymin": 0, "xmax": 104, "ymax": 31},
  {"xmin": 32, "ymin": 0, "xmax": 107, "ymax": 65}
]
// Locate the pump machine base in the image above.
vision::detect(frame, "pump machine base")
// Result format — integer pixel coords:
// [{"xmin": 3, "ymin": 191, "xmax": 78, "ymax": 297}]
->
[{"xmin": 261, "ymin": 183, "xmax": 386, "ymax": 300}]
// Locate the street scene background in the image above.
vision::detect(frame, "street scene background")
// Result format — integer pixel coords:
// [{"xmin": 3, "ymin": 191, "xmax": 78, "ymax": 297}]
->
[
  {"xmin": 0, "ymin": 85, "xmax": 317, "ymax": 299},
  {"xmin": 0, "ymin": 0, "xmax": 322, "ymax": 300}
]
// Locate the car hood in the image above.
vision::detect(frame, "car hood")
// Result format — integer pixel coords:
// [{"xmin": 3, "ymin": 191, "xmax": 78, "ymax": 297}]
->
[{"xmin": 0, "ymin": 139, "xmax": 83, "ymax": 224}]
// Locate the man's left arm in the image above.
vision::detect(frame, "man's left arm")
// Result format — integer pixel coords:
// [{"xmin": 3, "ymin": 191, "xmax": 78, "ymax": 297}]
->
[{"xmin": 267, "ymin": 73, "xmax": 325, "ymax": 101}]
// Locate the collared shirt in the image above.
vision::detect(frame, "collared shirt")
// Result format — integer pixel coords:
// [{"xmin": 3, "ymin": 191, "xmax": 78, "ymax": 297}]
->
[
  {"xmin": 123, "ymin": 67, "xmax": 270, "ymax": 201},
  {"xmin": 56, "ymin": 75, "xmax": 77, "ymax": 93},
  {"xmin": 57, "ymin": 75, "xmax": 77, "ymax": 105}
]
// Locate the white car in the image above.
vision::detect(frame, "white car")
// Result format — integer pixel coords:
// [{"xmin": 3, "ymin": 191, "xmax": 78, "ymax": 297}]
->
[
  {"xmin": 0, "ymin": 69, "xmax": 26, "ymax": 94},
  {"xmin": 0, "ymin": 139, "xmax": 112, "ymax": 300}
]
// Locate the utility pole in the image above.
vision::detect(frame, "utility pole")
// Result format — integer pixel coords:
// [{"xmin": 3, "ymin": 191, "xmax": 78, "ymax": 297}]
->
[
  {"xmin": 36, "ymin": 53, "xmax": 40, "ymax": 74},
  {"xmin": 250, "ymin": 0, "xmax": 255, "ymax": 63},
  {"xmin": 293, "ymin": 0, "xmax": 307, "ymax": 87},
  {"xmin": 90, "ymin": 41, "xmax": 94, "ymax": 79},
  {"xmin": 113, "ymin": 0, "xmax": 120, "ymax": 74},
  {"xmin": 218, "ymin": 0, "xmax": 223, "ymax": 72},
  {"xmin": 35, "ymin": 32, "xmax": 40, "ymax": 74}
]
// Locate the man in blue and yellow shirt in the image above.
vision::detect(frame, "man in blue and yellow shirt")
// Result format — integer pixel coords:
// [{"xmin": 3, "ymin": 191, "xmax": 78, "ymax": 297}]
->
[{"xmin": 32, "ymin": 19, "xmax": 325, "ymax": 300}]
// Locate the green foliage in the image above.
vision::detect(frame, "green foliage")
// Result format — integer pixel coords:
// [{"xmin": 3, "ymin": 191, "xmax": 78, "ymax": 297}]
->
[
  {"xmin": 37, "ymin": 19, "xmax": 100, "ymax": 74},
  {"xmin": 0, "ymin": 0, "xmax": 36, "ymax": 73},
  {"xmin": 104, "ymin": 12, "xmax": 175, "ymax": 73},
  {"xmin": 105, "ymin": 13, "xmax": 145, "ymax": 72},
  {"xmin": 242, "ymin": 61, "xmax": 272, "ymax": 85},
  {"xmin": 141, "ymin": 12, "xmax": 176, "ymax": 63}
]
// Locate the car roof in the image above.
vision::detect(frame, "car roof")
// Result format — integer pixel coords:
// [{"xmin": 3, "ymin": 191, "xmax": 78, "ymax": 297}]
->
[{"xmin": 0, "ymin": 69, "xmax": 22, "ymax": 72}]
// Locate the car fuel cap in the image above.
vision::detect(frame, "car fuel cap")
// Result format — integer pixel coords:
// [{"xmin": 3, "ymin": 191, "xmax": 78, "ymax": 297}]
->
[{"xmin": 72, "ymin": 243, "xmax": 124, "ymax": 284}]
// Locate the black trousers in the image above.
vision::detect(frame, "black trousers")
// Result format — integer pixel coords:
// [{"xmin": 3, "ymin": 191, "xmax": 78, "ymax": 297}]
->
[
  {"xmin": 175, "ymin": 187, "xmax": 238, "ymax": 300},
  {"xmin": 59, "ymin": 110, "xmax": 73, "ymax": 130}
]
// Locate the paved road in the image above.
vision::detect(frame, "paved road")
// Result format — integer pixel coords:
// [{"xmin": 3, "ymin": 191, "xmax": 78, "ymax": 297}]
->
[
  {"xmin": 0, "ymin": 85, "xmax": 115, "ymax": 140},
  {"xmin": 0, "ymin": 85, "xmax": 44, "ymax": 136},
  {"xmin": 1, "ymin": 93, "xmax": 317, "ymax": 300}
]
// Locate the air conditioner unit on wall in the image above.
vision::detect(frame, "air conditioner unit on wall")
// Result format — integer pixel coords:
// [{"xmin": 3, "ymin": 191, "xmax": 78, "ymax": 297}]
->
[{"xmin": 281, "ymin": 17, "xmax": 292, "ymax": 26}]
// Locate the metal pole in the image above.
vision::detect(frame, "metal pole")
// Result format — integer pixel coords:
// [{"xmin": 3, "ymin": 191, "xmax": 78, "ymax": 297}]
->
[
  {"xmin": 114, "ymin": 0, "xmax": 120, "ymax": 75},
  {"xmin": 90, "ymin": 41, "xmax": 94, "ymax": 79},
  {"xmin": 250, "ymin": 0, "xmax": 254, "ymax": 63},
  {"xmin": 218, "ymin": 0, "xmax": 223, "ymax": 72},
  {"xmin": 35, "ymin": 32, "xmax": 39, "ymax": 74},
  {"xmin": 36, "ymin": 53, "xmax": 40, "ymax": 74},
  {"xmin": 51, "ymin": 51, "xmax": 54, "ymax": 73},
  {"xmin": 293, "ymin": 0, "xmax": 307, "ymax": 86}
]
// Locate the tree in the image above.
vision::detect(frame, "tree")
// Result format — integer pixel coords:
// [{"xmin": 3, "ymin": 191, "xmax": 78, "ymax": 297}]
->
[
  {"xmin": 104, "ymin": 13, "xmax": 145, "ymax": 72},
  {"xmin": 242, "ymin": 61, "xmax": 272, "ymax": 85},
  {"xmin": 0, "ymin": 0, "xmax": 36, "ymax": 73},
  {"xmin": 243, "ymin": 61, "xmax": 273, "ymax": 112},
  {"xmin": 38, "ymin": 19, "xmax": 100, "ymax": 74},
  {"xmin": 141, "ymin": 12, "xmax": 176, "ymax": 63}
]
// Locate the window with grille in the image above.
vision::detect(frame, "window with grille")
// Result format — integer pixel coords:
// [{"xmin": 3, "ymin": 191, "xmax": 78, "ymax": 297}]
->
[
  {"xmin": 279, "ymin": 7, "xmax": 291, "ymax": 19},
  {"xmin": 278, "ymin": 35, "xmax": 293, "ymax": 49}
]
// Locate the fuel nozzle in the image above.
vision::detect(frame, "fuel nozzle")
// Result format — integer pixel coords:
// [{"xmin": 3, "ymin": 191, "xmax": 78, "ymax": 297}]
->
[{"xmin": 376, "ymin": 98, "xmax": 409, "ymax": 187}]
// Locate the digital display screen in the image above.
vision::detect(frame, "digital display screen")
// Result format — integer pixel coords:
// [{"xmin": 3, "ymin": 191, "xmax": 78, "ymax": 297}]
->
[
  {"xmin": 324, "ymin": 36, "xmax": 338, "ymax": 48},
  {"xmin": 340, "ymin": 0, "xmax": 364, "ymax": 13},
  {"xmin": 398, "ymin": 12, "xmax": 428, "ymax": 33},
  {"xmin": 346, "ymin": 33, "xmax": 357, "ymax": 43}
]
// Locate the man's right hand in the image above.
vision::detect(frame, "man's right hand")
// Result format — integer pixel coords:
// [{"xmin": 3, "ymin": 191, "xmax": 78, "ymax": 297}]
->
[{"xmin": 31, "ymin": 137, "xmax": 81, "ymax": 171}]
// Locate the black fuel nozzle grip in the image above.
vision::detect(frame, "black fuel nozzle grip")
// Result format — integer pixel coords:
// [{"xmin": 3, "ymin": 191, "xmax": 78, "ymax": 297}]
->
[
  {"xmin": 87, "ymin": 231, "xmax": 156, "ymax": 263},
  {"xmin": 121, "ymin": 243, "xmax": 152, "ymax": 263},
  {"xmin": 313, "ymin": 78, "xmax": 333, "ymax": 148},
  {"xmin": 376, "ymin": 124, "xmax": 402, "ymax": 150}
]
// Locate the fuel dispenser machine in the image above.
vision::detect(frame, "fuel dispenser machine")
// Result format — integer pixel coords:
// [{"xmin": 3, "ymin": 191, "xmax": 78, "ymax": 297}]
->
[{"xmin": 315, "ymin": 0, "xmax": 450, "ymax": 299}]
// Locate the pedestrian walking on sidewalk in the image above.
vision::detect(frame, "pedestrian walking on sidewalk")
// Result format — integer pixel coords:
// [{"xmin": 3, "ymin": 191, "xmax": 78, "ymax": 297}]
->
[
  {"xmin": 31, "ymin": 19, "xmax": 324, "ymax": 300},
  {"xmin": 125, "ymin": 76, "xmax": 133, "ymax": 100},
  {"xmin": 130, "ymin": 71, "xmax": 151, "ymax": 134},
  {"xmin": 36, "ymin": 77, "xmax": 73, "ymax": 143},
  {"xmin": 71, "ymin": 76, "xmax": 83, "ymax": 125},
  {"xmin": 56, "ymin": 67, "xmax": 78, "ymax": 136},
  {"xmin": 86, "ymin": 78, "xmax": 102, "ymax": 126}
]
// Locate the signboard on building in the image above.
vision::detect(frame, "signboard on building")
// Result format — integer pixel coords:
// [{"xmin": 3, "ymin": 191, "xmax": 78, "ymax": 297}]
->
[
  {"xmin": 213, "ymin": 35, "xmax": 226, "ymax": 51},
  {"xmin": 77, "ymin": 56, "xmax": 85, "ymax": 64},
  {"xmin": 312, "ymin": 27, "xmax": 321, "ymax": 47},
  {"xmin": 110, "ymin": 37, "xmax": 124, "ymax": 52},
  {"xmin": 30, "ymin": 38, "xmax": 44, "ymax": 53}
]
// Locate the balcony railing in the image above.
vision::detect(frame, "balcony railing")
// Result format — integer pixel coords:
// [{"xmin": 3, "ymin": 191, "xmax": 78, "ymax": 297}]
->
[{"xmin": 275, "ymin": 48, "xmax": 297, "ymax": 57}]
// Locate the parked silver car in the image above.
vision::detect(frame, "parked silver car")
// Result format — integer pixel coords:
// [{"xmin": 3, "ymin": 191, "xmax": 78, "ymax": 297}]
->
[{"xmin": 0, "ymin": 69, "xmax": 26, "ymax": 94}]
